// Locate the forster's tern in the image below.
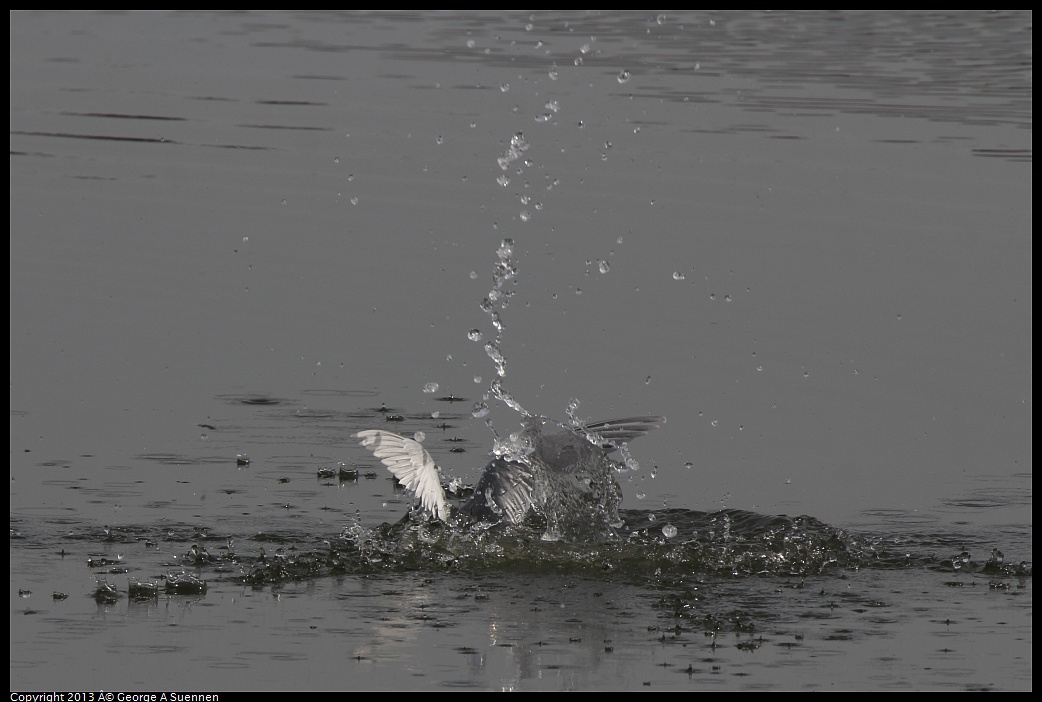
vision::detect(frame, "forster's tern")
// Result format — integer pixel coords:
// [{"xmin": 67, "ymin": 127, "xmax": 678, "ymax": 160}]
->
[{"xmin": 354, "ymin": 415, "xmax": 663, "ymax": 530}]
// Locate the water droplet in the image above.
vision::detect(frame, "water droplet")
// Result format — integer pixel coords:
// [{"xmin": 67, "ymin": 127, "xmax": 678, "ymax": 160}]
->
[
  {"xmin": 549, "ymin": 65, "xmax": 559, "ymax": 80},
  {"xmin": 471, "ymin": 402, "xmax": 489, "ymax": 419},
  {"xmin": 431, "ymin": 411, "xmax": 440, "ymax": 419},
  {"xmin": 662, "ymin": 524, "xmax": 677, "ymax": 538},
  {"xmin": 500, "ymin": 82, "xmax": 510, "ymax": 92},
  {"xmin": 636, "ymin": 490, "xmax": 646, "ymax": 500},
  {"xmin": 467, "ymin": 329, "xmax": 484, "ymax": 342},
  {"xmin": 617, "ymin": 70, "xmax": 631, "ymax": 84},
  {"xmin": 485, "ymin": 340, "xmax": 506, "ymax": 376},
  {"xmin": 672, "ymin": 271, "xmax": 685, "ymax": 281},
  {"xmin": 598, "ymin": 260, "xmax": 610, "ymax": 274},
  {"xmin": 684, "ymin": 461, "xmax": 693, "ymax": 470},
  {"xmin": 422, "ymin": 382, "xmax": 439, "ymax": 394},
  {"xmin": 413, "ymin": 431, "xmax": 425, "ymax": 443},
  {"xmin": 473, "ymin": 375, "xmax": 482, "ymax": 384}
]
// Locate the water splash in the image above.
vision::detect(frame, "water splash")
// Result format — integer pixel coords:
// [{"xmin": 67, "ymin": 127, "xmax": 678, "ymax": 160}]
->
[
  {"xmin": 496, "ymin": 133, "xmax": 529, "ymax": 172},
  {"xmin": 240, "ymin": 507, "xmax": 1030, "ymax": 585},
  {"xmin": 478, "ymin": 237, "xmax": 531, "ymax": 419}
]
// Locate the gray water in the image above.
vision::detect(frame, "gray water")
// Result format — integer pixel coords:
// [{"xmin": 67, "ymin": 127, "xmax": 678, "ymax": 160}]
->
[{"xmin": 9, "ymin": 11, "xmax": 1031, "ymax": 691}]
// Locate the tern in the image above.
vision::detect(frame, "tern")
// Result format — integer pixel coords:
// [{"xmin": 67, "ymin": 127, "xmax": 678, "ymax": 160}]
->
[{"xmin": 354, "ymin": 416, "xmax": 664, "ymax": 533}]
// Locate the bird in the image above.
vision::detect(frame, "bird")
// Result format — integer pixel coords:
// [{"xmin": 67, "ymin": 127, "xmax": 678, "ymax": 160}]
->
[{"xmin": 354, "ymin": 415, "xmax": 664, "ymax": 538}]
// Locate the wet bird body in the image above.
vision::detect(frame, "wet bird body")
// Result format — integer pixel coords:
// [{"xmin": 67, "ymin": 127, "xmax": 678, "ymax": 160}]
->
[{"xmin": 355, "ymin": 415, "xmax": 663, "ymax": 540}]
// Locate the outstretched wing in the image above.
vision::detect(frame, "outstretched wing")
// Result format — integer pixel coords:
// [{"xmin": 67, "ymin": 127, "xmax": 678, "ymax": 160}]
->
[
  {"xmin": 353, "ymin": 430, "xmax": 450, "ymax": 522},
  {"xmin": 583, "ymin": 416, "xmax": 665, "ymax": 447}
]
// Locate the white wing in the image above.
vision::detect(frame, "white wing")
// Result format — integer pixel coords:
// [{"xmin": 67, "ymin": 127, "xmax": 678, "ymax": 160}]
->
[{"xmin": 353, "ymin": 430, "xmax": 449, "ymax": 522}]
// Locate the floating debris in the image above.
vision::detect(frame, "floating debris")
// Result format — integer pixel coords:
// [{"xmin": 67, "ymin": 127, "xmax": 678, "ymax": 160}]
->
[
  {"xmin": 165, "ymin": 571, "xmax": 207, "ymax": 595},
  {"xmin": 128, "ymin": 578, "xmax": 159, "ymax": 600},
  {"xmin": 185, "ymin": 543, "xmax": 213, "ymax": 566},
  {"xmin": 320, "ymin": 464, "xmax": 359, "ymax": 482},
  {"xmin": 94, "ymin": 580, "xmax": 118, "ymax": 604},
  {"xmin": 87, "ymin": 556, "xmax": 123, "ymax": 569}
]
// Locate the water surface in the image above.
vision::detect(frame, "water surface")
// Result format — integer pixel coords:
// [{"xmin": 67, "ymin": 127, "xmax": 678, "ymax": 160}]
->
[{"xmin": 10, "ymin": 10, "xmax": 1031, "ymax": 691}]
